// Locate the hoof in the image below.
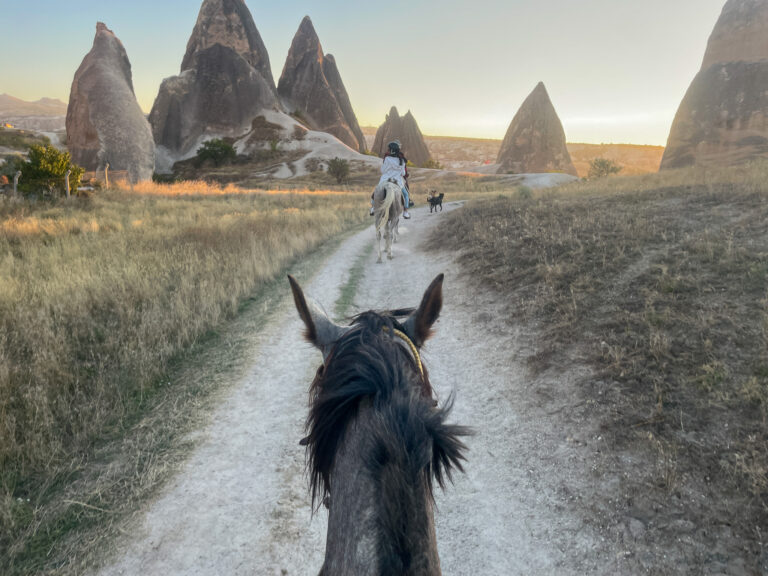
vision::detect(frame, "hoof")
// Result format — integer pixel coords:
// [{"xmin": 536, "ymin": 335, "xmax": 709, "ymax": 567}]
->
[
  {"xmin": 377, "ymin": 258, "xmax": 383, "ymax": 264},
  {"xmin": 387, "ymin": 253, "xmax": 393, "ymax": 260}
]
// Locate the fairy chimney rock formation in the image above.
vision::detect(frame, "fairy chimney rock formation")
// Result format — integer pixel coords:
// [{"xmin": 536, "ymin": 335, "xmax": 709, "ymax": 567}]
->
[
  {"xmin": 496, "ymin": 82, "xmax": 576, "ymax": 175},
  {"xmin": 278, "ymin": 16, "xmax": 366, "ymax": 152},
  {"xmin": 661, "ymin": 0, "xmax": 768, "ymax": 169},
  {"xmin": 149, "ymin": 0, "xmax": 278, "ymax": 157},
  {"xmin": 66, "ymin": 22, "xmax": 155, "ymax": 182},
  {"xmin": 371, "ymin": 107, "xmax": 432, "ymax": 166}
]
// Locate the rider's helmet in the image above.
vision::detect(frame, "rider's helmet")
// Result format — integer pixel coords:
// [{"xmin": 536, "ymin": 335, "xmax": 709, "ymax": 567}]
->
[{"xmin": 387, "ymin": 141, "xmax": 401, "ymax": 155}]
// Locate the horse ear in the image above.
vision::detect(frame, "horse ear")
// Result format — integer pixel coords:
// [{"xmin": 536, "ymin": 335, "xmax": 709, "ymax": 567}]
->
[
  {"xmin": 403, "ymin": 274, "xmax": 444, "ymax": 347},
  {"xmin": 288, "ymin": 275, "xmax": 347, "ymax": 350}
]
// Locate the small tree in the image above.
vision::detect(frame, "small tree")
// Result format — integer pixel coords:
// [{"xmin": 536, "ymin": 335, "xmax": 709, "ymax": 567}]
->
[
  {"xmin": 422, "ymin": 158, "xmax": 444, "ymax": 170},
  {"xmin": 195, "ymin": 139, "xmax": 236, "ymax": 167},
  {"xmin": 588, "ymin": 157, "xmax": 622, "ymax": 179},
  {"xmin": 327, "ymin": 157, "xmax": 350, "ymax": 184},
  {"xmin": 19, "ymin": 145, "xmax": 84, "ymax": 195}
]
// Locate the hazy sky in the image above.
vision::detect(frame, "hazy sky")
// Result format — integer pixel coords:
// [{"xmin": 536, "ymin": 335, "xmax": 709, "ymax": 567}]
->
[{"xmin": 0, "ymin": 0, "xmax": 727, "ymax": 144}]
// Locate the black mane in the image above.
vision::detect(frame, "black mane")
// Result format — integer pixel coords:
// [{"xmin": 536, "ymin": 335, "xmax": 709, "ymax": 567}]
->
[{"xmin": 304, "ymin": 311, "xmax": 469, "ymax": 511}]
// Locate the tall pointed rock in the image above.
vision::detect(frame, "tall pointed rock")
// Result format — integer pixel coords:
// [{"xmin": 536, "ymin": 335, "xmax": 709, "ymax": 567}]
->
[
  {"xmin": 278, "ymin": 16, "xmax": 366, "ymax": 152},
  {"xmin": 371, "ymin": 107, "xmax": 432, "ymax": 166},
  {"xmin": 149, "ymin": 0, "xmax": 278, "ymax": 158},
  {"xmin": 661, "ymin": 0, "xmax": 768, "ymax": 170},
  {"xmin": 66, "ymin": 23, "xmax": 155, "ymax": 182},
  {"xmin": 496, "ymin": 82, "xmax": 576, "ymax": 175}
]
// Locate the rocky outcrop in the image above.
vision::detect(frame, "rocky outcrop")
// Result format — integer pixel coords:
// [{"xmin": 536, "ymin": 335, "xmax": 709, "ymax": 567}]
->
[
  {"xmin": 661, "ymin": 0, "xmax": 768, "ymax": 170},
  {"xmin": 496, "ymin": 82, "xmax": 576, "ymax": 176},
  {"xmin": 277, "ymin": 16, "xmax": 366, "ymax": 152},
  {"xmin": 371, "ymin": 107, "xmax": 432, "ymax": 166},
  {"xmin": 66, "ymin": 23, "xmax": 154, "ymax": 182},
  {"xmin": 149, "ymin": 0, "xmax": 278, "ymax": 157}
]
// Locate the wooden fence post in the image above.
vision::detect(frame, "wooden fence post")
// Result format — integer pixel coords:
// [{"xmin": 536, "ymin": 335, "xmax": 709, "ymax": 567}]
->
[
  {"xmin": 104, "ymin": 162, "xmax": 110, "ymax": 189},
  {"xmin": 13, "ymin": 171, "xmax": 21, "ymax": 196},
  {"xmin": 65, "ymin": 169, "xmax": 71, "ymax": 199}
]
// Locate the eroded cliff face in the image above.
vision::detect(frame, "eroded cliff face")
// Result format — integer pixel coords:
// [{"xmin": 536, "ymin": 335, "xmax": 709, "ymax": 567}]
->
[
  {"xmin": 149, "ymin": 0, "xmax": 278, "ymax": 157},
  {"xmin": 66, "ymin": 22, "xmax": 155, "ymax": 182},
  {"xmin": 661, "ymin": 0, "xmax": 768, "ymax": 170},
  {"xmin": 277, "ymin": 16, "xmax": 366, "ymax": 152},
  {"xmin": 371, "ymin": 107, "xmax": 432, "ymax": 167},
  {"xmin": 496, "ymin": 82, "xmax": 576, "ymax": 176}
]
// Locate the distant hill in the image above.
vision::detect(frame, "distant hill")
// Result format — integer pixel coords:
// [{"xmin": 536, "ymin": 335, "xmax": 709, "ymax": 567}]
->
[
  {"xmin": 0, "ymin": 94, "xmax": 67, "ymax": 117},
  {"xmin": 361, "ymin": 127, "xmax": 663, "ymax": 176}
]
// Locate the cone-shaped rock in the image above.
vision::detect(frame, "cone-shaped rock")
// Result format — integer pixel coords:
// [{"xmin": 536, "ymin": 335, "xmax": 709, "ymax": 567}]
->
[
  {"xmin": 661, "ymin": 0, "xmax": 768, "ymax": 170},
  {"xmin": 278, "ymin": 16, "xmax": 366, "ymax": 152},
  {"xmin": 150, "ymin": 0, "xmax": 278, "ymax": 157},
  {"xmin": 371, "ymin": 107, "xmax": 432, "ymax": 166},
  {"xmin": 496, "ymin": 82, "xmax": 576, "ymax": 175},
  {"xmin": 66, "ymin": 23, "xmax": 154, "ymax": 182}
]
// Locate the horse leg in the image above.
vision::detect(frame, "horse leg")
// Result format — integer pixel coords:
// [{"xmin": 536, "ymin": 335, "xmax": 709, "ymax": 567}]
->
[
  {"xmin": 386, "ymin": 223, "xmax": 393, "ymax": 260},
  {"xmin": 376, "ymin": 228, "xmax": 383, "ymax": 263}
]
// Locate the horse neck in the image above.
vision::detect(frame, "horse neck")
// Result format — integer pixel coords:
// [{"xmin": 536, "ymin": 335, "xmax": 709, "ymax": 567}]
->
[{"xmin": 322, "ymin": 403, "xmax": 441, "ymax": 576}]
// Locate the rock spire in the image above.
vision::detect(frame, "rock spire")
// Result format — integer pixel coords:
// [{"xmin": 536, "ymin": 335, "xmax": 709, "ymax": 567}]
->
[
  {"xmin": 149, "ymin": 0, "xmax": 278, "ymax": 157},
  {"xmin": 66, "ymin": 22, "xmax": 155, "ymax": 182},
  {"xmin": 496, "ymin": 82, "xmax": 576, "ymax": 176},
  {"xmin": 278, "ymin": 16, "xmax": 366, "ymax": 152},
  {"xmin": 371, "ymin": 107, "xmax": 432, "ymax": 166},
  {"xmin": 661, "ymin": 0, "xmax": 768, "ymax": 170}
]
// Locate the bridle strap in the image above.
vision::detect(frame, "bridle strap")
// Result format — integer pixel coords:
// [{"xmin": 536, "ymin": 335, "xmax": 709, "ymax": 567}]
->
[{"xmin": 383, "ymin": 326, "xmax": 424, "ymax": 380}]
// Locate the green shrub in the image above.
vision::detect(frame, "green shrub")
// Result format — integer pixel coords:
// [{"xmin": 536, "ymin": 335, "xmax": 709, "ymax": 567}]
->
[
  {"xmin": 327, "ymin": 157, "xmax": 350, "ymax": 184},
  {"xmin": 588, "ymin": 157, "xmax": 622, "ymax": 179},
  {"xmin": 195, "ymin": 139, "xmax": 236, "ymax": 167},
  {"xmin": 422, "ymin": 158, "xmax": 444, "ymax": 170},
  {"xmin": 17, "ymin": 145, "xmax": 84, "ymax": 195}
]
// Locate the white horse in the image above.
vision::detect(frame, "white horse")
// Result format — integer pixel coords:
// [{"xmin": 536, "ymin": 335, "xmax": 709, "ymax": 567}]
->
[{"xmin": 373, "ymin": 181, "xmax": 403, "ymax": 263}]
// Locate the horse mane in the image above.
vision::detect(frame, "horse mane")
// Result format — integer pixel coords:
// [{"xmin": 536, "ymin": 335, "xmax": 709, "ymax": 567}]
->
[{"xmin": 304, "ymin": 311, "xmax": 468, "ymax": 514}]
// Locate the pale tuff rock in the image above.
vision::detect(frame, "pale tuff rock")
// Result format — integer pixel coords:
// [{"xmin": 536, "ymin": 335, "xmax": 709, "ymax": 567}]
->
[
  {"xmin": 66, "ymin": 22, "xmax": 155, "ymax": 182},
  {"xmin": 371, "ymin": 107, "xmax": 432, "ymax": 167},
  {"xmin": 495, "ymin": 82, "xmax": 577, "ymax": 176},
  {"xmin": 149, "ymin": 0, "xmax": 278, "ymax": 157},
  {"xmin": 278, "ymin": 16, "xmax": 366, "ymax": 152},
  {"xmin": 661, "ymin": 0, "xmax": 768, "ymax": 169}
]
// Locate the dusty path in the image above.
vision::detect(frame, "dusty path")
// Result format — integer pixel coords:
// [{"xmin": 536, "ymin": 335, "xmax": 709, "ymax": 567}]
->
[{"xmin": 98, "ymin": 203, "xmax": 617, "ymax": 575}]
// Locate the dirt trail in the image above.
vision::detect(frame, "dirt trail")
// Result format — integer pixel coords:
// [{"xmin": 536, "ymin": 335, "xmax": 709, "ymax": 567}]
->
[{"xmin": 98, "ymin": 203, "xmax": 618, "ymax": 575}]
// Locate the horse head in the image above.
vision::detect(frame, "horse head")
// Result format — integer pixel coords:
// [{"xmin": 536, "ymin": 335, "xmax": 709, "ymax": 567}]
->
[{"xmin": 288, "ymin": 274, "xmax": 469, "ymax": 575}]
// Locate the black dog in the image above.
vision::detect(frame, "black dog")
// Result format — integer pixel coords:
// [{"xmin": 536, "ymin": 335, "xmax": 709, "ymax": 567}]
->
[{"xmin": 427, "ymin": 191, "xmax": 444, "ymax": 213}]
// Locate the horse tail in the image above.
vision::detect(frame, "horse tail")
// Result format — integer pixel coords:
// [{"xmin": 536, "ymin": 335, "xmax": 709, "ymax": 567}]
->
[{"xmin": 376, "ymin": 184, "xmax": 396, "ymax": 234}]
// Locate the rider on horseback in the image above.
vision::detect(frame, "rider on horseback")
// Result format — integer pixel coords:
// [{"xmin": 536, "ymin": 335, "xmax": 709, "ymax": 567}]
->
[{"xmin": 370, "ymin": 140, "xmax": 411, "ymax": 219}]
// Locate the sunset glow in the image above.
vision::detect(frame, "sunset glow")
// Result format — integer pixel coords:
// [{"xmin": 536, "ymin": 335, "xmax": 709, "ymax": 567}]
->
[{"xmin": 0, "ymin": 0, "xmax": 727, "ymax": 144}]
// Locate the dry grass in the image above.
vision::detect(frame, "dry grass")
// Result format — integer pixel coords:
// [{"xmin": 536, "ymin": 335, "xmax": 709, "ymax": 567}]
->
[
  {"xmin": 430, "ymin": 163, "xmax": 768, "ymax": 571},
  {"xmin": 0, "ymin": 182, "xmax": 368, "ymax": 574},
  {"xmin": 567, "ymin": 143, "xmax": 665, "ymax": 177}
]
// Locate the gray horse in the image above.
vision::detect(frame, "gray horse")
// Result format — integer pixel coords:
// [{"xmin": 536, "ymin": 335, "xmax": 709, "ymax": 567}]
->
[
  {"xmin": 288, "ymin": 274, "xmax": 469, "ymax": 575},
  {"xmin": 373, "ymin": 181, "xmax": 403, "ymax": 263}
]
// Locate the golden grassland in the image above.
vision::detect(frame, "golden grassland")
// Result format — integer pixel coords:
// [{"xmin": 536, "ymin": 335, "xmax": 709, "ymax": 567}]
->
[
  {"xmin": 566, "ymin": 142, "xmax": 664, "ymax": 177},
  {"xmin": 0, "ymin": 181, "xmax": 369, "ymax": 573},
  {"xmin": 430, "ymin": 163, "xmax": 768, "ymax": 570}
]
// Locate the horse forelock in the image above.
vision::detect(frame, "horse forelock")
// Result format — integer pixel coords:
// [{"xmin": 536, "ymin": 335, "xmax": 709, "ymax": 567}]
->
[{"xmin": 305, "ymin": 311, "xmax": 436, "ymax": 509}]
